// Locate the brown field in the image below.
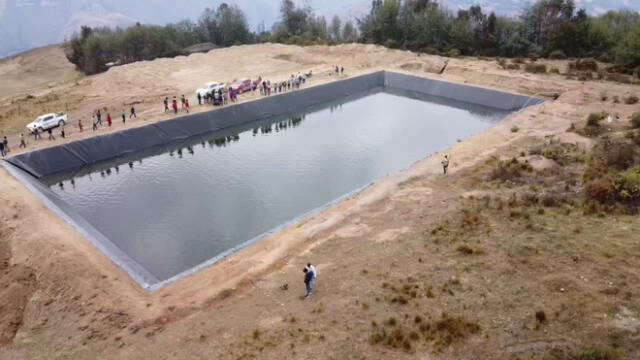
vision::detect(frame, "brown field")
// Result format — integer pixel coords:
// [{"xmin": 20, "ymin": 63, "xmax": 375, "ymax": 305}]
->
[{"xmin": 0, "ymin": 43, "xmax": 639, "ymax": 360}]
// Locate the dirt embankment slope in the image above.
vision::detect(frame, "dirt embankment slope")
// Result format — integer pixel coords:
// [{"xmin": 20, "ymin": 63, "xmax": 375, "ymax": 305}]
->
[{"xmin": 0, "ymin": 44, "xmax": 639, "ymax": 359}]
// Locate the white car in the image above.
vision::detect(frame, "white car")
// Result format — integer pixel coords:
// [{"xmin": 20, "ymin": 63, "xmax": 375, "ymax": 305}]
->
[
  {"xmin": 27, "ymin": 113, "xmax": 67, "ymax": 133},
  {"xmin": 196, "ymin": 82, "xmax": 226, "ymax": 98}
]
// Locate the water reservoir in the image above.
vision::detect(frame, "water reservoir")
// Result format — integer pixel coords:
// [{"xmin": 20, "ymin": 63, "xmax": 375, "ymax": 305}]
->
[
  {"xmin": 4, "ymin": 72, "xmax": 543, "ymax": 289},
  {"xmin": 42, "ymin": 89, "xmax": 507, "ymax": 283}
]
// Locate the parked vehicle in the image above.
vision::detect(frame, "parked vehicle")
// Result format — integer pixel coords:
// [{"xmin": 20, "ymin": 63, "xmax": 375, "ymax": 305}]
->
[
  {"xmin": 231, "ymin": 79, "xmax": 253, "ymax": 93},
  {"xmin": 196, "ymin": 82, "xmax": 225, "ymax": 98},
  {"xmin": 26, "ymin": 113, "xmax": 67, "ymax": 133}
]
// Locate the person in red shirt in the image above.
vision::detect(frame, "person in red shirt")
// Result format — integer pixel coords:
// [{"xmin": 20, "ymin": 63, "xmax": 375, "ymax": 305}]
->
[
  {"xmin": 172, "ymin": 98, "xmax": 178, "ymax": 114},
  {"xmin": 106, "ymin": 113, "xmax": 112, "ymax": 127},
  {"xmin": 185, "ymin": 98, "xmax": 190, "ymax": 114}
]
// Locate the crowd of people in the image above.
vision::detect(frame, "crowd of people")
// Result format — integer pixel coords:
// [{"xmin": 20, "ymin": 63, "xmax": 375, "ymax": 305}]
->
[{"xmin": 6, "ymin": 66, "xmax": 342, "ymax": 154}]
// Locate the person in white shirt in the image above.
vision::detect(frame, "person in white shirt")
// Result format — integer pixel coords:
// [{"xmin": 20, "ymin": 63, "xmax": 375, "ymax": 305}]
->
[{"xmin": 306, "ymin": 263, "xmax": 317, "ymax": 279}]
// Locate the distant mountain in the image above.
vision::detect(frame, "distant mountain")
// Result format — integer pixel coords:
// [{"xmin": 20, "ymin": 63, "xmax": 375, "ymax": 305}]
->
[{"xmin": 1, "ymin": 0, "xmax": 639, "ymax": 58}]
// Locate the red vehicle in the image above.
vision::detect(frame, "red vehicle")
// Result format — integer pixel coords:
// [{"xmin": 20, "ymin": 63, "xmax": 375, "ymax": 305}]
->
[{"xmin": 231, "ymin": 79, "xmax": 253, "ymax": 93}]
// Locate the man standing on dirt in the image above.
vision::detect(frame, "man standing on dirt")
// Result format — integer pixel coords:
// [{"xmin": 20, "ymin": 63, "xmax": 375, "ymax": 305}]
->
[
  {"xmin": 181, "ymin": 95, "xmax": 186, "ymax": 110},
  {"xmin": 19, "ymin": 134, "xmax": 26, "ymax": 149},
  {"xmin": 78, "ymin": 119, "xmax": 83, "ymax": 132},
  {"xmin": 130, "ymin": 105, "xmax": 137, "ymax": 119},
  {"xmin": 303, "ymin": 268, "xmax": 314, "ymax": 298},
  {"xmin": 172, "ymin": 98, "xmax": 178, "ymax": 114},
  {"xmin": 164, "ymin": 97, "xmax": 169, "ymax": 112},
  {"xmin": 197, "ymin": 92, "xmax": 202, "ymax": 106},
  {"xmin": 47, "ymin": 128, "xmax": 55, "ymax": 141},
  {"xmin": 3, "ymin": 136, "xmax": 9, "ymax": 153},
  {"xmin": 33, "ymin": 128, "xmax": 41, "ymax": 140},
  {"xmin": 441, "ymin": 155, "xmax": 449, "ymax": 174},
  {"xmin": 0, "ymin": 139, "xmax": 5, "ymax": 158},
  {"xmin": 121, "ymin": 109, "xmax": 126, "ymax": 124},
  {"xmin": 106, "ymin": 113, "xmax": 112, "ymax": 127},
  {"xmin": 306, "ymin": 263, "xmax": 317, "ymax": 280},
  {"xmin": 96, "ymin": 109, "xmax": 102, "ymax": 126}
]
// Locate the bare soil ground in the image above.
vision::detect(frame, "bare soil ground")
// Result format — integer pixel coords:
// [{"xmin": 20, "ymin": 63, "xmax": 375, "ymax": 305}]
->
[{"xmin": 0, "ymin": 44, "xmax": 639, "ymax": 359}]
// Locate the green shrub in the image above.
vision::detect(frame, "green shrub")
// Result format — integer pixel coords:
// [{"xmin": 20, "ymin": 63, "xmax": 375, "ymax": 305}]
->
[
  {"xmin": 574, "ymin": 346, "xmax": 623, "ymax": 360},
  {"xmin": 606, "ymin": 73, "xmax": 635, "ymax": 84},
  {"xmin": 625, "ymin": 95, "xmax": 639, "ymax": 104},
  {"xmin": 548, "ymin": 50, "xmax": 566, "ymax": 59},
  {"xmin": 506, "ymin": 63, "xmax": 520, "ymax": 70},
  {"xmin": 384, "ymin": 39, "xmax": 400, "ymax": 49},
  {"xmin": 585, "ymin": 177, "xmax": 616, "ymax": 204},
  {"xmin": 601, "ymin": 139, "xmax": 635, "ymax": 170},
  {"xmin": 586, "ymin": 112, "xmax": 607, "ymax": 127},
  {"xmin": 632, "ymin": 113, "xmax": 640, "ymax": 129},
  {"xmin": 422, "ymin": 47, "xmax": 440, "ymax": 55},
  {"xmin": 446, "ymin": 48, "xmax": 461, "ymax": 58},
  {"xmin": 549, "ymin": 67, "xmax": 560, "ymax": 74},
  {"xmin": 524, "ymin": 63, "xmax": 547, "ymax": 74},
  {"xmin": 510, "ymin": 126, "xmax": 519, "ymax": 133},
  {"xmin": 488, "ymin": 158, "xmax": 533, "ymax": 183},
  {"xmin": 512, "ymin": 58, "xmax": 526, "ymax": 64},
  {"xmin": 569, "ymin": 58, "xmax": 598, "ymax": 72},
  {"xmin": 617, "ymin": 166, "xmax": 640, "ymax": 202},
  {"xmin": 497, "ymin": 58, "xmax": 507, "ymax": 69}
]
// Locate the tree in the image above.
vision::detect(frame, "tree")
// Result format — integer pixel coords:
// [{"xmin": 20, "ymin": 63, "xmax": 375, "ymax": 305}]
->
[
  {"xmin": 280, "ymin": 0, "xmax": 310, "ymax": 36},
  {"xmin": 215, "ymin": 3, "xmax": 251, "ymax": 46},
  {"xmin": 617, "ymin": 22, "xmax": 640, "ymax": 68},
  {"xmin": 330, "ymin": 15, "xmax": 342, "ymax": 42},
  {"xmin": 342, "ymin": 21, "xmax": 358, "ymax": 43},
  {"xmin": 198, "ymin": 8, "xmax": 219, "ymax": 42}
]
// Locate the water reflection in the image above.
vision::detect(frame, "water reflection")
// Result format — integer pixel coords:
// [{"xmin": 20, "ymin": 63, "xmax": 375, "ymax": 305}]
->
[{"xmin": 50, "ymin": 114, "xmax": 308, "ymax": 190}]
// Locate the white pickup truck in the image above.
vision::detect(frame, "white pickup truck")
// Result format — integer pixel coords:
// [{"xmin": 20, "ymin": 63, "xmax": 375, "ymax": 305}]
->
[
  {"xmin": 26, "ymin": 113, "xmax": 67, "ymax": 133},
  {"xmin": 195, "ymin": 82, "xmax": 225, "ymax": 98}
]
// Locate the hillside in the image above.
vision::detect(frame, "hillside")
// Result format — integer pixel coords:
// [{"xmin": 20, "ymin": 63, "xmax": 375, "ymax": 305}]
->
[{"xmin": 0, "ymin": 44, "xmax": 81, "ymax": 100}]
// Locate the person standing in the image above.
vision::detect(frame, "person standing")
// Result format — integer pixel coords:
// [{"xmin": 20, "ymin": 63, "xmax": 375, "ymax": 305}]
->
[
  {"xmin": 33, "ymin": 128, "xmax": 41, "ymax": 140},
  {"xmin": 0, "ymin": 140, "xmax": 4, "ymax": 158},
  {"xmin": 60, "ymin": 125, "xmax": 65, "ymax": 138},
  {"xmin": 164, "ymin": 97, "xmax": 169, "ymax": 112},
  {"xmin": 3, "ymin": 136, "xmax": 9, "ymax": 153},
  {"xmin": 130, "ymin": 105, "xmax": 137, "ymax": 119},
  {"xmin": 96, "ymin": 110, "xmax": 102, "ymax": 126},
  {"xmin": 106, "ymin": 113, "xmax": 112, "ymax": 127},
  {"xmin": 78, "ymin": 119, "xmax": 83, "ymax": 132},
  {"xmin": 197, "ymin": 92, "xmax": 202, "ymax": 106},
  {"xmin": 172, "ymin": 98, "xmax": 178, "ymax": 114},
  {"xmin": 47, "ymin": 128, "xmax": 55, "ymax": 140},
  {"xmin": 185, "ymin": 98, "xmax": 190, "ymax": 114},
  {"xmin": 306, "ymin": 263, "xmax": 317, "ymax": 280},
  {"xmin": 181, "ymin": 95, "xmax": 186, "ymax": 110},
  {"xmin": 19, "ymin": 134, "xmax": 27, "ymax": 148},
  {"xmin": 441, "ymin": 155, "xmax": 449, "ymax": 174},
  {"xmin": 303, "ymin": 268, "xmax": 314, "ymax": 298},
  {"xmin": 121, "ymin": 109, "xmax": 126, "ymax": 124}
]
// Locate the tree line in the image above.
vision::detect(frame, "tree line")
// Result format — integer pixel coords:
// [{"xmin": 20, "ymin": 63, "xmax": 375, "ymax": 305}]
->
[{"xmin": 66, "ymin": 0, "xmax": 640, "ymax": 75}]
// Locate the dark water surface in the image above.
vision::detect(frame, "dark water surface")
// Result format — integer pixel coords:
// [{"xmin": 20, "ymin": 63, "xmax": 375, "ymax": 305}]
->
[{"xmin": 46, "ymin": 90, "xmax": 509, "ymax": 282}]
